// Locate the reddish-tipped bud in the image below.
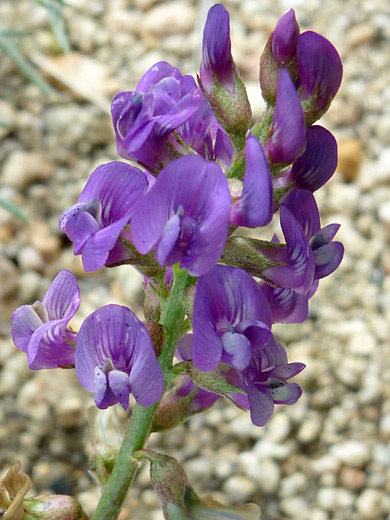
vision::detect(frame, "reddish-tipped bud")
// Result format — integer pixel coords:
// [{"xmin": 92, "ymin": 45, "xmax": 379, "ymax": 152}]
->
[{"xmin": 144, "ymin": 320, "xmax": 165, "ymax": 358}]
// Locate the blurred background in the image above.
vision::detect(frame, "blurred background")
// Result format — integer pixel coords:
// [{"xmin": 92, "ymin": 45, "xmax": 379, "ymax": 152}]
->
[{"xmin": 0, "ymin": 0, "xmax": 389, "ymax": 519}]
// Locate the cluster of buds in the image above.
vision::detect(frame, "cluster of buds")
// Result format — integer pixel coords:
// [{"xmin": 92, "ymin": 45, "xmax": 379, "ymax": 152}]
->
[{"xmin": 11, "ymin": 6, "xmax": 343, "ymax": 515}]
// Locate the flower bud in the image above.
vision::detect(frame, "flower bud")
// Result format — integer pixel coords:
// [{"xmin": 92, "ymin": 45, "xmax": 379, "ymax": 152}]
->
[
  {"xmin": 271, "ymin": 9, "xmax": 300, "ymax": 65},
  {"xmin": 199, "ymin": 4, "xmax": 252, "ymax": 149},
  {"xmin": 22, "ymin": 495, "xmax": 88, "ymax": 520},
  {"xmin": 134, "ymin": 450, "xmax": 197, "ymax": 519},
  {"xmin": 144, "ymin": 320, "xmax": 165, "ymax": 358},
  {"xmin": 259, "ymin": 10, "xmax": 299, "ymax": 104},
  {"xmin": 89, "ymin": 443, "xmax": 119, "ymax": 486}
]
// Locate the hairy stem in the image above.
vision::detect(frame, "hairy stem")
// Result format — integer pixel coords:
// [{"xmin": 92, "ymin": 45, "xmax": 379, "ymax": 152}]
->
[{"xmin": 92, "ymin": 267, "xmax": 190, "ymax": 520}]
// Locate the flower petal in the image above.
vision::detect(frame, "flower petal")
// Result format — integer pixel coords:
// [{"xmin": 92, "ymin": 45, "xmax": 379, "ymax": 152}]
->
[
  {"xmin": 265, "ymin": 68, "xmax": 305, "ymax": 164},
  {"xmin": 230, "ymin": 136, "xmax": 273, "ymax": 228},
  {"xmin": 42, "ymin": 270, "xmax": 81, "ymax": 321}
]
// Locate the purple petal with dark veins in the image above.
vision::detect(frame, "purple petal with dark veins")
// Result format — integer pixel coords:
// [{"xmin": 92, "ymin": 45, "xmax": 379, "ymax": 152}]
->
[
  {"xmin": 265, "ymin": 68, "xmax": 305, "ymax": 164},
  {"xmin": 27, "ymin": 320, "xmax": 75, "ymax": 369},
  {"xmin": 230, "ymin": 136, "xmax": 273, "ymax": 228},
  {"xmin": 292, "ymin": 126, "xmax": 338, "ymax": 192},
  {"xmin": 297, "ymin": 31, "xmax": 343, "ymax": 111},
  {"xmin": 313, "ymin": 240, "xmax": 344, "ymax": 279},
  {"xmin": 262, "ymin": 284, "xmax": 309, "ymax": 323},
  {"xmin": 282, "ymin": 189, "xmax": 321, "ymax": 239}
]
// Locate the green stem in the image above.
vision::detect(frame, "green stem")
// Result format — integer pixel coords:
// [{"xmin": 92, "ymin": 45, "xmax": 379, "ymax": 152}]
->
[
  {"xmin": 91, "ymin": 267, "xmax": 190, "ymax": 520},
  {"xmin": 91, "ymin": 404, "xmax": 157, "ymax": 520}
]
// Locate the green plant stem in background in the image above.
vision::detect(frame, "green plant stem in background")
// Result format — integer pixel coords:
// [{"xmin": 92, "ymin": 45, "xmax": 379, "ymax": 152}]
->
[
  {"xmin": 0, "ymin": 25, "xmax": 54, "ymax": 96},
  {"xmin": 91, "ymin": 267, "xmax": 190, "ymax": 520}
]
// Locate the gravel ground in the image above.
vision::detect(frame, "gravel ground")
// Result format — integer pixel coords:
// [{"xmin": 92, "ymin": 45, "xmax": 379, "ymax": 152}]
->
[{"xmin": 1, "ymin": 1, "xmax": 390, "ymax": 519}]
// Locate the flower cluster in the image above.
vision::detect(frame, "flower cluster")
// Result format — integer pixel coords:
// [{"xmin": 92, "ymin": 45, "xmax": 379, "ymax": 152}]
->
[{"xmin": 12, "ymin": 4, "xmax": 343, "ymax": 430}]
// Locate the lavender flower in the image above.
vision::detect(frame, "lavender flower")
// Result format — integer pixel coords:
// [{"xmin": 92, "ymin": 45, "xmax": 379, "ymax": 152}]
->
[
  {"xmin": 75, "ymin": 304, "xmax": 164, "ymax": 410},
  {"xmin": 264, "ymin": 68, "xmax": 305, "ymax": 164},
  {"xmin": 192, "ymin": 265, "xmax": 273, "ymax": 372},
  {"xmin": 131, "ymin": 155, "xmax": 231, "ymax": 277},
  {"xmin": 111, "ymin": 61, "xmax": 203, "ymax": 171},
  {"xmin": 234, "ymin": 338, "xmax": 305, "ymax": 426},
  {"xmin": 261, "ymin": 281, "xmax": 318, "ymax": 324},
  {"xmin": 12, "ymin": 270, "xmax": 80, "ymax": 369},
  {"xmin": 60, "ymin": 161, "xmax": 148, "ymax": 272},
  {"xmin": 273, "ymin": 125, "xmax": 338, "ymax": 192},
  {"xmin": 282, "ymin": 188, "xmax": 344, "ymax": 279},
  {"xmin": 230, "ymin": 136, "xmax": 273, "ymax": 228}
]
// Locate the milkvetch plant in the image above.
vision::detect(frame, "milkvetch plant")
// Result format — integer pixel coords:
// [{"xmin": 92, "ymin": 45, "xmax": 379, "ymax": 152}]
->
[{"xmin": 9, "ymin": 4, "xmax": 343, "ymax": 519}]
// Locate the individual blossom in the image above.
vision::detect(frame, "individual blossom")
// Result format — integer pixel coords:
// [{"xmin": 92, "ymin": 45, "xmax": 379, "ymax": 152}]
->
[
  {"xmin": 131, "ymin": 155, "xmax": 231, "ymax": 277},
  {"xmin": 264, "ymin": 68, "xmax": 305, "ymax": 164},
  {"xmin": 111, "ymin": 61, "xmax": 203, "ymax": 171},
  {"xmin": 75, "ymin": 304, "xmax": 164, "ymax": 410},
  {"xmin": 232, "ymin": 337, "xmax": 305, "ymax": 426},
  {"xmin": 272, "ymin": 125, "xmax": 338, "ymax": 193},
  {"xmin": 296, "ymin": 31, "xmax": 343, "ymax": 122},
  {"xmin": 261, "ymin": 281, "xmax": 318, "ymax": 324},
  {"xmin": 192, "ymin": 265, "xmax": 273, "ymax": 372},
  {"xmin": 60, "ymin": 161, "xmax": 148, "ymax": 272},
  {"xmin": 281, "ymin": 188, "xmax": 344, "ymax": 279},
  {"xmin": 230, "ymin": 135, "xmax": 273, "ymax": 228},
  {"xmin": 199, "ymin": 4, "xmax": 252, "ymax": 147},
  {"xmin": 12, "ymin": 270, "xmax": 80, "ymax": 369}
]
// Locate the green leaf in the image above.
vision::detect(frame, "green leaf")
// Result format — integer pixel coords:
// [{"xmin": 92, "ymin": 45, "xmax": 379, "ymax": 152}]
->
[{"xmin": 0, "ymin": 196, "xmax": 28, "ymax": 221}]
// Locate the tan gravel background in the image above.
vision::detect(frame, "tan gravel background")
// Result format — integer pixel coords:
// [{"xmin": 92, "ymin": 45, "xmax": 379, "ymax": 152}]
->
[{"xmin": 1, "ymin": 1, "xmax": 390, "ymax": 519}]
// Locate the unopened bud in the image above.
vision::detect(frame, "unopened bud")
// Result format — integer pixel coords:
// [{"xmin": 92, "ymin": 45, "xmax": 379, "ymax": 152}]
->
[
  {"xmin": 89, "ymin": 443, "xmax": 119, "ymax": 486},
  {"xmin": 144, "ymin": 320, "xmax": 165, "ymax": 358},
  {"xmin": 23, "ymin": 495, "xmax": 88, "ymax": 520}
]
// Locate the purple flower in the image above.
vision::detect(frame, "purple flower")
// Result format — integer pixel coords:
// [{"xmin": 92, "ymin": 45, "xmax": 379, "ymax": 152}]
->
[
  {"xmin": 282, "ymin": 188, "xmax": 344, "ymax": 279},
  {"xmin": 131, "ymin": 155, "xmax": 231, "ymax": 277},
  {"xmin": 111, "ymin": 61, "xmax": 203, "ymax": 171},
  {"xmin": 291, "ymin": 125, "xmax": 338, "ymax": 191},
  {"xmin": 297, "ymin": 31, "xmax": 343, "ymax": 114},
  {"xmin": 271, "ymin": 9, "xmax": 300, "ymax": 65},
  {"xmin": 199, "ymin": 4, "xmax": 251, "ymax": 146},
  {"xmin": 230, "ymin": 136, "xmax": 273, "ymax": 228},
  {"xmin": 264, "ymin": 68, "xmax": 305, "ymax": 164},
  {"xmin": 60, "ymin": 161, "xmax": 148, "ymax": 272},
  {"xmin": 199, "ymin": 4, "xmax": 234, "ymax": 94},
  {"xmin": 233, "ymin": 338, "xmax": 305, "ymax": 426},
  {"xmin": 262, "ymin": 205, "xmax": 315, "ymax": 294},
  {"xmin": 12, "ymin": 270, "xmax": 80, "ymax": 369},
  {"xmin": 192, "ymin": 265, "xmax": 273, "ymax": 372},
  {"xmin": 261, "ymin": 281, "xmax": 318, "ymax": 324},
  {"xmin": 274, "ymin": 125, "xmax": 338, "ymax": 192},
  {"xmin": 75, "ymin": 304, "xmax": 164, "ymax": 410}
]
